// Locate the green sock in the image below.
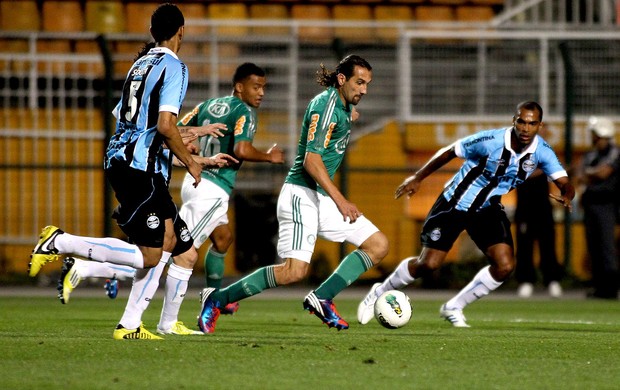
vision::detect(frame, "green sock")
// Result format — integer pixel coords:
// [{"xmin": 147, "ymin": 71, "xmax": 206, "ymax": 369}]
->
[
  {"xmin": 315, "ymin": 249, "xmax": 374, "ymax": 300},
  {"xmin": 204, "ymin": 246, "xmax": 226, "ymax": 288},
  {"xmin": 212, "ymin": 265, "xmax": 277, "ymax": 305}
]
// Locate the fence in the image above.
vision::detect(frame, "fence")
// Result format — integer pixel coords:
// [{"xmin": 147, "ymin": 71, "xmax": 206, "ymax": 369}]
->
[{"xmin": 1, "ymin": 19, "xmax": 619, "ymax": 281}]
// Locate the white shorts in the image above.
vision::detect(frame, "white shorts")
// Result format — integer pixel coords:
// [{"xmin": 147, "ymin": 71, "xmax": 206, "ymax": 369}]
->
[
  {"xmin": 179, "ymin": 173, "xmax": 229, "ymax": 249},
  {"xmin": 276, "ymin": 183, "xmax": 379, "ymax": 263}
]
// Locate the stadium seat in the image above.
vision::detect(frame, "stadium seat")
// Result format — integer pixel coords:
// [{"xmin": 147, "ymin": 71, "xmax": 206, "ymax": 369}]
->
[
  {"xmin": 388, "ymin": 0, "xmax": 425, "ymax": 4},
  {"xmin": 0, "ymin": 1, "xmax": 40, "ymax": 72},
  {"xmin": 332, "ymin": 5, "xmax": 373, "ymax": 42},
  {"xmin": 469, "ymin": 0, "xmax": 505, "ymax": 5},
  {"xmin": 207, "ymin": 3, "xmax": 249, "ymax": 37},
  {"xmin": 415, "ymin": 5, "xmax": 456, "ymax": 23},
  {"xmin": 42, "ymin": 1, "xmax": 84, "ymax": 32},
  {"xmin": 429, "ymin": 0, "xmax": 467, "ymax": 5},
  {"xmin": 415, "ymin": 5, "xmax": 456, "ymax": 43},
  {"xmin": 39, "ymin": 1, "xmax": 83, "ymax": 72},
  {"xmin": 178, "ymin": 3, "xmax": 208, "ymax": 36},
  {"xmin": 456, "ymin": 6, "xmax": 496, "ymax": 22},
  {"xmin": 79, "ymin": 1, "xmax": 125, "ymax": 75},
  {"xmin": 291, "ymin": 4, "xmax": 333, "ymax": 43},
  {"xmin": 84, "ymin": 1, "xmax": 125, "ymax": 34},
  {"xmin": 125, "ymin": 2, "xmax": 158, "ymax": 34},
  {"xmin": 374, "ymin": 5, "xmax": 414, "ymax": 42},
  {"xmin": 249, "ymin": 4, "xmax": 289, "ymax": 36},
  {"xmin": 0, "ymin": 0, "xmax": 40, "ymax": 31}
]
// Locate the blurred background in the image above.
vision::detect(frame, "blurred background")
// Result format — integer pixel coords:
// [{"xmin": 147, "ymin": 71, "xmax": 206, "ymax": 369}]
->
[{"xmin": 0, "ymin": 0, "xmax": 618, "ymax": 290}]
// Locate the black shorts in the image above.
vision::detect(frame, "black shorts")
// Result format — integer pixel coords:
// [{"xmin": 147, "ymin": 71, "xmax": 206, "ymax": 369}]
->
[
  {"xmin": 105, "ymin": 162, "xmax": 193, "ymax": 253},
  {"xmin": 420, "ymin": 195, "xmax": 513, "ymax": 253}
]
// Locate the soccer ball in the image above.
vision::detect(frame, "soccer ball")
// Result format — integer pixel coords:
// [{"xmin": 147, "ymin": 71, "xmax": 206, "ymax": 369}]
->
[{"xmin": 374, "ymin": 290, "xmax": 412, "ymax": 329}]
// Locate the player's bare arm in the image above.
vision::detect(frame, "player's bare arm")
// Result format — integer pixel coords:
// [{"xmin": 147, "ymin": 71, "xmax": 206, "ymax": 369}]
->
[
  {"xmin": 158, "ymin": 111, "xmax": 202, "ymax": 186},
  {"xmin": 172, "ymin": 153, "xmax": 238, "ymax": 169},
  {"xmin": 550, "ymin": 176, "xmax": 575, "ymax": 211},
  {"xmin": 179, "ymin": 123, "xmax": 228, "ymax": 138},
  {"xmin": 395, "ymin": 143, "xmax": 457, "ymax": 199},
  {"xmin": 304, "ymin": 151, "xmax": 361, "ymax": 223},
  {"xmin": 234, "ymin": 141, "xmax": 285, "ymax": 164}
]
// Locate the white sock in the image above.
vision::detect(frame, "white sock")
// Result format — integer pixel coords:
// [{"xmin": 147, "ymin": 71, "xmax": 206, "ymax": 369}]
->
[
  {"xmin": 118, "ymin": 252, "xmax": 170, "ymax": 329},
  {"xmin": 158, "ymin": 263, "xmax": 193, "ymax": 331},
  {"xmin": 445, "ymin": 265, "xmax": 502, "ymax": 310},
  {"xmin": 55, "ymin": 233, "xmax": 143, "ymax": 268},
  {"xmin": 376, "ymin": 257, "xmax": 416, "ymax": 297},
  {"xmin": 74, "ymin": 258, "xmax": 136, "ymax": 280}
]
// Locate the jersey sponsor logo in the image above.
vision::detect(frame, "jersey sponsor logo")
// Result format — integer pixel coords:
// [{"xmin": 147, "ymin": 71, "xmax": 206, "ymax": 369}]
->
[
  {"xmin": 323, "ymin": 123, "xmax": 335, "ymax": 148},
  {"xmin": 146, "ymin": 214, "xmax": 160, "ymax": 229},
  {"xmin": 131, "ymin": 67, "xmax": 148, "ymax": 78},
  {"xmin": 430, "ymin": 227, "xmax": 441, "ymax": 241},
  {"xmin": 208, "ymin": 102, "xmax": 231, "ymax": 118},
  {"xmin": 179, "ymin": 105, "xmax": 201, "ymax": 125},
  {"xmin": 179, "ymin": 227, "xmax": 192, "ymax": 242},
  {"xmin": 463, "ymin": 135, "xmax": 494, "ymax": 147},
  {"xmin": 521, "ymin": 159, "xmax": 536, "ymax": 172},
  {"xmin": 334, "ymin": 131, "xmax": 350, "ymax": 154},
  {"xmin": 234, "ymin": 115, "xmax": 246, "ymax": 135},
  {"xmin": 308, "ymin": 114, "xmax": 319, "ymax": 141}
]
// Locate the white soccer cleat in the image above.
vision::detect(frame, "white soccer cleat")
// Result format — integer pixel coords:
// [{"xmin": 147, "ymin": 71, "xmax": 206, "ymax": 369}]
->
[
  {"xmin": 548, "ymin": 281, "xmax": 563, "ymax": 298},
  {"xmin": 517, "ymin": 282, "xmax": 534, "ymax": 298},
  {"xmin": 357, "ymin": 283, "xmax": 380, "ymax": 325},
  {"xmin": 439, "ymin": 304, "xmax": 470, "ymax": 328}
]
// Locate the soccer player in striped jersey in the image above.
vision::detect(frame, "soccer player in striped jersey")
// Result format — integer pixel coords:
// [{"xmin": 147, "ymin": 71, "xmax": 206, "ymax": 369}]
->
[
  {"xmin": 358, "ymin": 101, "xmax": 575, "ymax": 327},
  {"xmin": 28, "ymin": 3, "xmax": 235, "ymax": 339},
  {"xmin": 198, "ymin": 55, "xmax": 389, "ymax": 332}
]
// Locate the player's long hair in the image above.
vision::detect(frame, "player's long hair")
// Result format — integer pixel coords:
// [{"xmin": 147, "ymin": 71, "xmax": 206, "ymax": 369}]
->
[
  {"xmin": 316, "ymin": 54, "xmax": 372, "ymax": 88},
  {"xmin": 133, "ymin": 42, "xmax": 157, "ymax": 62}
]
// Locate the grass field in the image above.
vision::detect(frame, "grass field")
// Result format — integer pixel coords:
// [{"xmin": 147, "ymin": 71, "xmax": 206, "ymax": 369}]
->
[{"xmin": 1, "ymin": 287, "xmax": 619, "ymax": 390}]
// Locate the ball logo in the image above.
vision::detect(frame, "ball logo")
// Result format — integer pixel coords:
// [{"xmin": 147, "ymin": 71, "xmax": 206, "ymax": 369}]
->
[
  {"xmin": 307, "ymin": 234, "xmax": 316, "ymax": 245},
  {"xmin": 180, "ymin": 227, "xmax": 192, "ymax": 242},
  {"xmin": 430, "ymin": 228, "xmax": 441, "ymax": 241},
  {"xmin": 146, "ymin": 215, "xmax": 160, "ymax": 229},
  {"xmin": 385, "ymin": 294, "xmax": 404, "ymax": 317},
  {"xmin": 522, "ymin": 159, "xmax": 536, "ymax": 172}
]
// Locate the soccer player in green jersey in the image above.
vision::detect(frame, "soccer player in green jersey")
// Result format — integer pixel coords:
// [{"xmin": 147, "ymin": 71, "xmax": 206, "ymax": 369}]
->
[
  {"xmin": 199, "ymin": 55, "xmax": 389, "ymax": 332},
  {"xmin": 177, "ymin": 62, "xmax": 285, "ymax": 317}
]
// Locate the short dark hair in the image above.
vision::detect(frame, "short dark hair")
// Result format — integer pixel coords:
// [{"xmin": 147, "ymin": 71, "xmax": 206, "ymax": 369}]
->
[
  {"xmin": 150, "ymin": 3, "xmax": 184, "ymax": 43},
  {"xmin": 232, "ymin": 63, "xmax": 266, "ymax": 85},
  {"xmin": 515, "ymin": 101, "xmax": 543, "ymax": 121},
  {"xmin": 316, "ymin": 54, "xmax": 372, "ymax": 88}
]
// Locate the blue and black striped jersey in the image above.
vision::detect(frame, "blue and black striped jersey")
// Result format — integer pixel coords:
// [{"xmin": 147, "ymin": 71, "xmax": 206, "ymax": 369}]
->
[
  {"xmin": 105, "ymin": 46, "xmax": 188, "ymax": 182},
  {"xmin": 443, "ymin": 127, "xmax": 567, "ymax": 212}
]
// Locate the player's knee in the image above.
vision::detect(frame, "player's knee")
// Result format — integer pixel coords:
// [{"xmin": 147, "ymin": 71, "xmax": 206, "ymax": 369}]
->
[
  {"xmin": 492, "ymin": 257, "xmax": 515, "ymax": 280},
  {"xmin": 276, "ymin": 260, "xmax": 308, "ymax": 285},
  {"xmin": 142, "ymin": 252, "xmax": 162, "ymax": 268},
  {"xmin": 361, "ymin": 231, "xmax": 389, "ymax": 263},
  {"xmin": 212, "ymin": 234, "xmax": 233, "ymax": 253}
]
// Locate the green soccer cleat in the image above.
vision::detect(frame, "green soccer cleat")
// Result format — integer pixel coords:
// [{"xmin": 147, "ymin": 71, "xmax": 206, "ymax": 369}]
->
[
  {"xmin": 57, "ymin": 257, "xmax": 81, "ymax": 304},
  {"xmin": 157, "ymin": 321, "xmax": 203, "ymax": 336},
  {"xmin": 113, "ymin": 323, "xmax": 163, "ymax": 340},
  {"xmin": 29, "ymin": 225, "xmax": 64, "ymax": 277}
]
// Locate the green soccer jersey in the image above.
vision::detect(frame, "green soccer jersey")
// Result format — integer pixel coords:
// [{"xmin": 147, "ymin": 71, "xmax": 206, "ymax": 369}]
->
[
  {"xmin": 178, "ymin": 95, "xmax": 257, "ymax": 194},
  {"xmin": 285, "ymin": 87, "xmax": 352, "ymax": 196}
]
